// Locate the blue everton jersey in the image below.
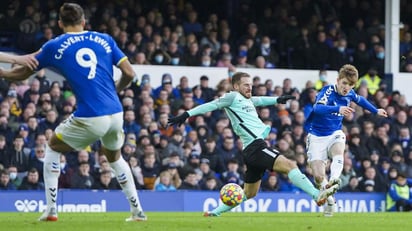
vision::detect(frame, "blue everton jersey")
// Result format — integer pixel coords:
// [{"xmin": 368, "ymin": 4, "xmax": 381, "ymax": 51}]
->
[
  {"xmin": 36, "ymin": 31, "xmax": 126, "ymax": 117},
  {"xmin": 304, "ymin": 84, "xmax": 378, "ymax": 136}
]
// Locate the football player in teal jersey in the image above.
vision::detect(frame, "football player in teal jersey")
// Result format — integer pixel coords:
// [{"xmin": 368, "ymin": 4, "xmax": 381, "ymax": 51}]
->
[{"xmin": 169, "ymin": 72, "xmax": 339, "ymax": 217}]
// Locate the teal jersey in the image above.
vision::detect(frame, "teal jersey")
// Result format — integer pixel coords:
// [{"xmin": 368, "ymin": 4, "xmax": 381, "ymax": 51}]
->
[{"xmin": 187, "ymin": 91, "xmax": 278, "ymax": 149}]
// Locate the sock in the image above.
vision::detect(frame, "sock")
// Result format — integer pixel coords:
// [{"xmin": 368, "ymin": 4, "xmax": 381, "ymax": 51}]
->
[
  {"xmin": 330, "ymin": 155, "xmax": 344, "ymax": 181},
  {"xmin": 288, "ymin": 168, "xmax": 319, "ymax": 200},
  {"xmin": 43, "ymin": 144, "xmax": 61, "ymax": 211},
  {"xmin": 110, "ymin": 157, "xmax": 143, "ymax": 214},
  {"xmin": 327, "ymin": 196, "xmax": 335, "ymax": 205},
  {"xmin": 212, "ymin": 194, "xmax": 247, "ymax": 215}
]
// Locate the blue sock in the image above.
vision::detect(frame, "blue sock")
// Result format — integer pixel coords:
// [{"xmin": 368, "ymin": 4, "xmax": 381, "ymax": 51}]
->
[
  {"xmin": 211, "ymin": 194, "xmax": 247, "ymax": 215},
  {"xmin": 288, "ymin": 168, "xmax": 319, "ymax": 200}
]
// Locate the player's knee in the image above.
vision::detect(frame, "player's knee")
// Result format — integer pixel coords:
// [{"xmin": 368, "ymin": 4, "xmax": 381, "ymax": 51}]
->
[
  {"xmin": 48, "ymin": 135, "xmax": 73, "ymax": 153},
  {"xmin": 274, "ymin": 155, "xmax": 297, "ymax": 172},
  {"xmin": 283, "ymin": 158, "xmax": 298, "ymax": 171},
  {"xmin": 48, "ymin": 142, "xmax": 58, "ymax": 152},
  {"xmin": 103, "ymin": 149, "xmax": 121, "ymax": 163}
]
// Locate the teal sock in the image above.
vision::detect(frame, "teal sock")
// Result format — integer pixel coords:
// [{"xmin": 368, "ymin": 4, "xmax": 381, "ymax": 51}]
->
[
  {"xmin": 212, "ymin": 194, "xmax": 247, "ymax": 215},
  {"xmin": 288, "ymin": 168, "xmax": 319, "ymax": 200}
]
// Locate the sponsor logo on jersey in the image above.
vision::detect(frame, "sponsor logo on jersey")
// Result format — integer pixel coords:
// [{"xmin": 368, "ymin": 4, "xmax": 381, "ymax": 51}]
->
[{"xmin": 318, "ymin": 86, "xmax": 333, "ymax": 105}]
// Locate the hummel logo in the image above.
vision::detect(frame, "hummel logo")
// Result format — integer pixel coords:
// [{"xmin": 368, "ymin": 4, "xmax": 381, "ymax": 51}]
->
[
  {"xmin": 130, "ymin": 197, "xmax": 138, "ymax": 207},
  {"xmin": 15, "ymin": 200, "xmax": 38, "ymax": 212}
]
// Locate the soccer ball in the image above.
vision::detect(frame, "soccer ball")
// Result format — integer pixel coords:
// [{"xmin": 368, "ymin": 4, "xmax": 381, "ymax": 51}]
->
[{"xmin": 219, "ymin": 183, "xmax": 244, "ymax": 206}]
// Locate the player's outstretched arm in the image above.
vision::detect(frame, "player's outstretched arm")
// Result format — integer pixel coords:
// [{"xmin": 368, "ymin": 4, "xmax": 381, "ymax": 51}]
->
[
  {"xmin": 0, "ymin": 52, "xmax": 39, "ymax": 70},
  {"xmin": 0, "ymin": 65, "xmax": 34, "ymax": 81},
  {"xmin": 169, "ymin": 93, "xmax": 231, "ymax": 127},
  {"xmin": 276, "ymin": 95, "xmax": 296, "ymax": 104}
]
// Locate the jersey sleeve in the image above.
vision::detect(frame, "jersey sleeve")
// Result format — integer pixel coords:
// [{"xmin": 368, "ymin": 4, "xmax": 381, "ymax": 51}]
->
[
  {"xmin": 187, "ymin": 91, "xmax": 235, "ymax": 116},
  {"xmin": 35, "ymin": 42, "xmax": 52, "ymax": 70},
  {"xmin": 107, "ymin": 35, "xmax": 127, "ymax": 66},
  {"xmin": 251, "ymin": 96, "xmax": 277, "ymax": 106},
  {"xmin": 352, "ymin": 91, "xmax": 378, "ymax": 114}
]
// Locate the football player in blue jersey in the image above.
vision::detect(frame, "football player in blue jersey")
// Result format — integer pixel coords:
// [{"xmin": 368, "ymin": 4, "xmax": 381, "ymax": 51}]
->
[
  {"xmin": 0, "ymin": 3, "xmax": 146, "ymax": 222},
  {"xmin": 304, "ymin": 64, "xmax": 387, "ymax": 216},
  {"xmin": 169, "ymin": 72, "xmax": 339, "ymax": 217}
]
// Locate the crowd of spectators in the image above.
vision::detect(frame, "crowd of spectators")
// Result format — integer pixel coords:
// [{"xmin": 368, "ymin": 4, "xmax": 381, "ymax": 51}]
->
[
  {"xmin": 1, "ymin": 0, "xmax": 412, "ymax": 74},
  {"xmin": 0, "ymin": 0, "xmax": 412, "ymax": 198}
]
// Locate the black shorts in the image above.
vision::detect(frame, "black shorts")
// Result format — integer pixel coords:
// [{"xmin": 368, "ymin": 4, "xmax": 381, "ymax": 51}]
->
[{"xmin": 242, "ymin": 139, "xmax": 280, "ymax": 183}]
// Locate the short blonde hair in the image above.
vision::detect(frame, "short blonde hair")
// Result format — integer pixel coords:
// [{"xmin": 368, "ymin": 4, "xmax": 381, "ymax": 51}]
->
[{"xmin": 338, "ymin": 64, "xmax": 358, "ymax": 85}]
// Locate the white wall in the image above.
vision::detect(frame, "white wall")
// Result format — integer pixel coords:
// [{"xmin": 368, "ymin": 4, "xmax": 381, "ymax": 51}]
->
[
  {"xmin": 392, "ymin": 72, "xmax": 412, "ymax": 104},
  {"xmin": 116, "ymin": 65, "xmax": 339, "ymax": 92},
  {"xmin": 7, "ymin": 62, "xmax": 412, "ymax": 105}
]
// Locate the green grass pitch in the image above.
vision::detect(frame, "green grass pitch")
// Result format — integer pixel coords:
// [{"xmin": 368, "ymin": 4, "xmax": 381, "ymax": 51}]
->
[{"xmin": 0, "ymin": 212, "xmax": 409, "ymax": 231}]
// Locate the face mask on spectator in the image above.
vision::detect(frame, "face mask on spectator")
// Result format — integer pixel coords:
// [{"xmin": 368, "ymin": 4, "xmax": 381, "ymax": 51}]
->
[
  {"xmin": 202, "ymin": 61, "xmax": 211, "ymax": 67},
  {"xmin": 9, "ymin": 172, "xmax": 17, "ymax": 180},
  {"xmin": 171, "ymin": 57, "xmax": 179, "ymax": 65},
  {"xmin": 376, "ymin": 52, "xmax": 384, "ymax": 59},
  {"xmin": 155, "ymin": 55, "xmax": 164, "ymax": 63},
  {"xmin": 337, "ymin": 47, "xmax": 345, "ymax": 52},
  {"xmin": 319, "ymin": 74, "xmax": 327, "ymax": 82},
  {"xmin": 261, "ymin": 43, "xmax": 270, "ymax": 49},
  {"xmin": 60, "ymin": 163, "xmax": 66, "ymax": 170}
]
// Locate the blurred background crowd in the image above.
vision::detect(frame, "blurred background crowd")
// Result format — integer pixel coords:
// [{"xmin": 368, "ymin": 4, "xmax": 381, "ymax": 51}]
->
[{"xmin": 0, "ymin": 0, "xmax": 411, "ymax": 201}]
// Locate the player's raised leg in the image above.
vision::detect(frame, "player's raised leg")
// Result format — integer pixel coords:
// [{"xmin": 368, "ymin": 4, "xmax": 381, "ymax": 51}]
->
[
  {"xmin": 323, "ymin": 142, "xmax": 345, "ymax": 217},
  {"xmin": 275, "ymin": 155, "xmax": 337, "ymax": 206}
]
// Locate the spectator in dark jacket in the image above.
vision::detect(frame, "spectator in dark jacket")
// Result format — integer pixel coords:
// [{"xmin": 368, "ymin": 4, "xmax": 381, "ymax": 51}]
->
[
  {"xmin": 200, "ymin": 137, "xmax": 226, "ymax": 174},
  {"xmin": 341, "ymin": 176, "xmax": 361, "ymax": 192},
  {"xmin": 92, "ymin": 170, "xmax": 119, "ymax": 190},
  {"xmin": 71, "ymin": 161, "xmax": 94, "ymax": 189},
  {"xmin": 178, "ymin": 170, "xmax": 201, "ymax": 190},
  {"xmin": 58, "ymin": 154, "xmax": 74, "ymax": 189},
  {"xmin": 18, "ymin": 168, "xmax": 44, "ymax": 190}
]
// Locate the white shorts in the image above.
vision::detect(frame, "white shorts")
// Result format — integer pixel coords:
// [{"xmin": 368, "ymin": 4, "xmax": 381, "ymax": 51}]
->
[
  {"xmin": 306, "ymin": 130, "xmax": 346, "ymax": 162},
  {"xmin": 55, "ymin": 112, "xmax": 124, "ymax": 151}
]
